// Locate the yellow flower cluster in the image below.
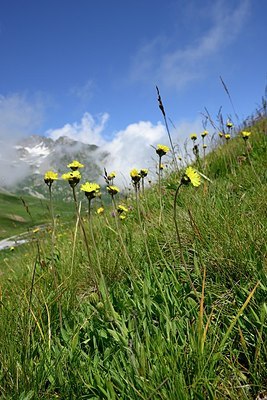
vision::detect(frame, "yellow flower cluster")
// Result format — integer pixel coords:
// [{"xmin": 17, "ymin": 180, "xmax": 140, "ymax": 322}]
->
[
  {"xmin": 67, "ymin": 160, "xmax": 84, "ymax": 170},
  {"xmin": 241, "ymin": 131, "xmax": 251, "ymax": 140},
  {"xmin": 62, "ymin": 171, "xmax": 81, "ymax": 187},
  {"xmin": 156, "ymin": 144, "xmax": 170, "ymax": 157},
  {"xmin": 107, "ymin": 185, "xmax": 120, "ymax": 196},
  {"xmin": 44, "ymin": 171, "xmax": 58, "ymax": 186},
  {"xmin": 80, "ymin": 182, "xmax": 101, "ymax": 199},
  {"xmin": 182, "ymin": 167, "xmax": 201, "ymax": 187}
]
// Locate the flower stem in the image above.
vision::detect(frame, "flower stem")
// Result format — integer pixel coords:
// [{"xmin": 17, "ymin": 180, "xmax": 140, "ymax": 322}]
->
[{"xmin": 173, "ymin": 183, "xmax": 197, "ymax": 296}]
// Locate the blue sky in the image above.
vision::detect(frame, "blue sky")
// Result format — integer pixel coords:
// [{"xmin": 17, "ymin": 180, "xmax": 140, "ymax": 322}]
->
[{"xmin": 0, "ymin": 0, "xmax": 266, "ymax": 175}]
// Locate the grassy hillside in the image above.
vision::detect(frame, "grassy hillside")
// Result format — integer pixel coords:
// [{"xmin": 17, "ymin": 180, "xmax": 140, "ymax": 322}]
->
[
  {"xmin": 0, "ymin": 120, "xmax": 266, "ymax": 399},
  {"xmin": 0, "ymin": 192, "xmax": 74, "ymax": 240}
]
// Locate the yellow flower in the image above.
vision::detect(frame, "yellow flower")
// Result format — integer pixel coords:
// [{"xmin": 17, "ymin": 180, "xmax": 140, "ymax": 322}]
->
[
  {"xmin": 201, "ymin": 130, "xmax": 208, "ymax": 138},
  {"xmin": 226, "ymin": 121, "xmax": 233, "ymax": 128},
  {"xmin": 119, "ymin": 214, "xmax": 126, "ymax": 220},
  {"xmin": 32, "ymin": 227, "xmax": 40, "ymax": 234},
  {"xmin": 190, "ymin": 133, "xmax": 197, "ymax": 141},
  {"xmin": 62, "ymin": 170, "xmax": 81, "ymax": 187},
  {"xmin": 241, "ymin": 131, "xmax": 251, "ymax": 140},
  {"xmin": 225, "ymin": 134, "xmax": 231, "ymax": 140},
  {"xmin": 203, "ymin": 144, "xmax": 207, "ymax": 149},
  {"xmin": 159, "ymin": 163, "xmax": 165, "ymax": 170},
  {"xmin": 107, "ymin": 185, "xmax": 120, "ymax": 195},
  {"xmin": 156, "ymin": 144, "xmax": 170, "ymax": 157},
  {"xmin": 97, "ymin": 206, "xmax": 104, "ymax": 215},
  {"xmin": 107, "ymin": 171, "xmax": 116, "ymax": 180},
  {"xmin": 182, "ymin": 167, "xmax": 201, "ymax": 187},
  {"xmin": 140, "ymin": 168, "xmax": 148, "ymax": 178},
  {"xmin": 218, "ymin": 132, "xmax": 224, "ymax": 137},
  {"xmin": 130, "ymin": 168, "xmax": 141, "ymax": 184},
  {"xmin": 67, "ymin": 160, "xmax": 84, "ymax": 170},
  {"xmin": 80, "ymin": 182, "xmax": 100, "ymax": 199},
  {"xmin": 117, "ymin": 204, "xmax": 128, "ymax": 214},
  {"xmin": 10, "ymin": 246, "xmax": 15, "ymax": 251},
  {"xmin": 44, "ymin": 171, "xmax": 58, "ymax": 186}
]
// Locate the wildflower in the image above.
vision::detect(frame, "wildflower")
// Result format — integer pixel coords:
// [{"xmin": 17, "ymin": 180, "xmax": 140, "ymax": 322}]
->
[
  {"xmin": 203, "ymin": 144, "xmax": 207, "ymax": 149},
  {"xmin": 107, "ymin": 171, "xmax": 116, "ymax": 180},
  {"xmin": 44, "ymin": 171, "xmax": 58, "ymax": 186},
  {"xmin": 226, "ymin": 121, "xmax": 233, "ymax": 129},
  {"xmin": 181, "ymin": 167, "xmax": 201, "ymax": 187},
  {"xmin": 97, "ymin": 206, "xmax": 104, "ymax": 215},
  {"xmin": 140, "ymin": 168, "xmax": 148, "ymax": 178},
  {"xmin": 80, "ymin": 182, "xmax": 100, "ymax": 200},
  {"xmin": 241, "ymin": 131, "xmax": 251, "ymax": 140},
  {"xmin": 117, "ymin": 204, "xmax": 128, "ymax": 214},
  {"xmin": 201, "ymin": 130, "xmax": 208, "ymax": 138},
  {"xmin": 130, "ymin": 168, "xmax": 141, "ymax": 184},
  {"xmin": 32, "ymin": 227, "xmax": 40, "ymax": 234},
  {"xmin": 190, "ymin": 133, "xmax": 197, "ymax": 141},
  {"xmin": 119, "ymin": 214, "xmax": 126, "ymax": 221},
  {"xmin": 159, "ymin": 163, "xmax": 165, "ymax": 170},
  {"xmin": 107, "ymin": 185, "xmax": 120, "ymax": 195},
  {"xmin": 62, "ymin": 170, "xmax": 81, "ymax": 187},
  {"xmin": 156, "ymin": 144, "xmax": 170, "ymax": 157},
  {"xmin": 67, "ymin": 160, "xmax": 84, "ymax": 170},
  {"xmin": 225, "ymin": 134, "xmax": 231, "ymax": 140},
  {"xmin": 10, "ymin": 246, "xmax": 15, "ymax": 251},
  {"xmin": 218, "ymin": 132, "xmax": 224, "ymax": 137}
]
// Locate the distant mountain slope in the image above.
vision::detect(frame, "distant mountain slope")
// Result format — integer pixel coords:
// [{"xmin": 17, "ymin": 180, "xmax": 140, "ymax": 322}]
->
[{"xmin": 8, "ymin": 135, "xmax": 109, "ymax": 199}]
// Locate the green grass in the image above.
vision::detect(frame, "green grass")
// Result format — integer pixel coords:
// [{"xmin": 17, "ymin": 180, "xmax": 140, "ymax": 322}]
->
[
  {"xmin": 0, "ymin": 122, "xmax": 267, "ymax": 399},
  {"xmin": 0, "ymin": 192, "xmax": 75, "ymax": 240}
]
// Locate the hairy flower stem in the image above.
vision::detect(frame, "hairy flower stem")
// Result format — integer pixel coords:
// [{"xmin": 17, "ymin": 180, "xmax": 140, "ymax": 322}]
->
[
  {"xmin": 111, "ymin": 196, "xmax": 136, "ymax": 274},
  {"xmin": 158, "ymin": 156, "xmax": 163, "ymax": 225},
  {"xmin": 135, "ymin": 185, "xmax": 153, "ymax": 267},
  {"xmin": 48, "ymin": 184, "xmax": 62, "ymax": 330},
  {"xmin": 71, "ymin": 186, "xmax": 100, "ymax": 294},
  {"xmin": 173, "ymin": 183, "xmax": 197, "ymax": 296}
]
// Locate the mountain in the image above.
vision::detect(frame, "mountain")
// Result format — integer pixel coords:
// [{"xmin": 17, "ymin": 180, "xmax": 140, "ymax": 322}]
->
[{"xmin": 9, "ymin": 135, "xmax": 109, "ymax": 200}]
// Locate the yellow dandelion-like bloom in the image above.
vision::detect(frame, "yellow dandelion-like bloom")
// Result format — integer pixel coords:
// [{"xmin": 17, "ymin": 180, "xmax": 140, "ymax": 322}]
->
[
  {"xmin": 182, "ymin": 167, "xmax": 201, "ymax": 187},
  {"xmin": 44, "ymin": 171, "xmax": 58, "ymax": 186},
  {"xmin": 226, "ymin": 121, "xmax": 233, "ymax": 128},
  {"xmin": 119, "ymin": 214, "xmax": 126, "ymax": 220},
  {"xmin": 156, "ymin": 144, "xmax": 170, "ymax": 157},
  {"xmin": 159, "ymin": 163, "xmax": 165, "ymax": 170},
  {"xmin": 190, "ymin": 133, "xmax": 197, "ymax": 141},
  {"xmin": 225, "ymin": 134, "xmax": 231, "ymax": 140},
  {"xmin": 130, "ymin": 168, "xmax": 141, "ymax": 184},
  {"xmin": 107, "ymin": 185, "xmax": 120, "ymax": 195},
  {"xmin": 10, "ymin": 246, "xmax": 15, "ymax": 251},
  {"xmin": 97, "ymin": 206, "xmax": 104, "ymax": 215},
  {"xmin": 140, "ymin": 168, "xmax": 148, "ymax": 178},
  {"xmin": 201, "ymin": 130, "xmax": 208, "ymax": 138},
  {"xmin": 67, "ymin": 160, "xmax": 84, "ymax": 170},
  {"xmin": 117, "ymin": 204, "xmax": 128, "ymax": 214},
  {"xmin": 241, "ymin": 131, "xmax": 251, "ymax": 140},
  {"xmin": 203, "ymin": 144, "xmax": 207, "ymax": 149},
  {"xmin": 107, "ymin": 171, "xmax": 116, "ymax": 180},
  {"xmin": 80, "ymin": 182, "xmax": 100, "ymax": 199},
  {"xmin": 218, "ymin": 132, "xmax": 224, "ymax": 137},
  {"xmin": 62, "ymin": 170, "xmax": 81, "ymax": 187}
]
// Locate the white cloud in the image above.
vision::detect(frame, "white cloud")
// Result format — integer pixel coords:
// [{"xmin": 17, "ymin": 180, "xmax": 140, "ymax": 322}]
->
[
  {"xmin": 0, "ymin": 93, "xmax": 43, "ymax": 140},
  {"xmin": 70, "ymin": 79, "xmax": 95, "ymax": 101},
  {"xmin": 0, "ymin": 93, "xmax": 44, "ymax": 187},
  {"xmin": 46, "ymin": 112, "xmax": 109, "ymax": 146},
  {"xmin": 46, "ymin": 112, "xmax": 203, "ymax": 185},
  {"xmin": 130, "ymin": 0, "xmax": 250, "ymax": 89}
]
